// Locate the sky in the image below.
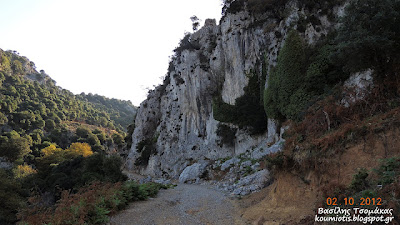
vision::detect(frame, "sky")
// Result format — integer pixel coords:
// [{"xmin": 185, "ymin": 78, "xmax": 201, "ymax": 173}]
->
[{"xmin": 0, "ymin": 0, "xmax": 222, "ymax": 106}]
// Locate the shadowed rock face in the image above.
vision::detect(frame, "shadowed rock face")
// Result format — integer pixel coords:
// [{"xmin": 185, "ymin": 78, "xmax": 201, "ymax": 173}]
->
[{"xmin": 126, "ymin": 1, "xmax": 344, "ymax": 178}]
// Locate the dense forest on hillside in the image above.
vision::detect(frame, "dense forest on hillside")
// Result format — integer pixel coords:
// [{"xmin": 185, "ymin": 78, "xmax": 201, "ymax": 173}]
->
[{"xmin": 0, "ymin": 49, "xmax": 151, "ymax": 225}]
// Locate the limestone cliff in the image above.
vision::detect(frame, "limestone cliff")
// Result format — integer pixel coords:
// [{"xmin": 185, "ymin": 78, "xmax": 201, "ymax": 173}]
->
[{"xmin": 126, "ymin": 0, "xmax": 346, "ymax": 178}]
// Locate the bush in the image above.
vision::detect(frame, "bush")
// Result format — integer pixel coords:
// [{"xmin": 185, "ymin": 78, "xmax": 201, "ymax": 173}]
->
[
  {"xmin": 13, "ymin": 164, "xmax": 37, "ymax": 179},
  {"xmin": 173, "ymin": 33, "xmax": 200, "ymax": 58},
  {"xmin": 67, "ymin": 142, "xmax": 93, "ymax": 157},
  {"xmin": 81, "ymin": 154, "xmax": 127, "ymax": 184},
  {"xmin": 349, "ymin": 168, "xmax": 369, "ymax": 192},
  {"xmin": 112, "ymin": 133, "xmax": 124, "ymax": 147},
  {"xmin": 0, "ymin": 169, "xmax": 26, "ymax": 225},
  {"xmin": 375, "ymin": 157, "xmax": 400, "ymax": 185},
  {"xmin": 121, "ymin": 181, "xmax": 141, "ymax": 201},
  {"xmin": 264, "ymin": 31, "xmax": 345, "ymax": 121},
  {"xmin": 1, "ymin": 55, "xmax": 11, "ymax": 72},
  {"xmin": 76, "ymin": 126, "xmax": 91, "ymax": 138},
  {"xmin": 137, "ymin": 182, "xmax": 164, "ymax": 200},
  {"xmin": 44, "ymin": 119, "xmax": 56, "ymax": 130},
  {"xmin": 19, "ymin": 181, "xmax": 166, "ymax": 225},
  {"xmin": 247, "ymin": 0, "xmax": 288, "ymax": 15},
  {"xmin": 0, "ymin": 131, "xmax": 31, "ymax": 162},
  {"xmin": 35, "ymin": 151, "xmax": 127, "ymax": 196}
]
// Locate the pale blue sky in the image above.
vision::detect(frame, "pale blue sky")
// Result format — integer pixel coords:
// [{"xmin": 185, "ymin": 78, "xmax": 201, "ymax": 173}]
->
[{"xmin": 0, "ymin": 0, "xmax": 222, "ymax": 105}]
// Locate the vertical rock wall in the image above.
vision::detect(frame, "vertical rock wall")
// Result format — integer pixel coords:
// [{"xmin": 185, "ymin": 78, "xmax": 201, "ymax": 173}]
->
[{"xmin": 126, "ymin": 0, "xmax": 344, "ymax": 178}]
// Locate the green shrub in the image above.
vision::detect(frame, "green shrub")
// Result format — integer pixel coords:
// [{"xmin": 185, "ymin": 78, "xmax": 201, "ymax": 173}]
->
[
  {"xmin": 112, "ymin": 133, "xmax": 124, "ymax": 147},
  {"xmin": 173, "ymin": 33, "xmax": 200, "ymax": 58},
  {"xmin": 44, "ymin": 119, "xmax": 56, "ymax": 130},
  {"xmin": 0, "ymin": 131, "xmax": 31, "ymax": 162},
  {"xmin": 19, "ymin": 181, "xmax": 166, "ymax": 225},
  {"xmin": 36, "ymin": 153, "xmax": 127, "ymax": 195},
  {"xmin": 12, "ymin": 60, "xmax": 24, "ymax": 74},
  {"xmin": 82, "ymin": 154, "xmax": 127, "ymax": 184},
  {"xmin": 138, "ymin": 182, "xmax": 163, "ymax": 199},
  {"xmin": 121, "ymin": 181, "xmax": 141, "ymax": 202},
  {"xmin": 375, "ymin": 157, "xmax": 400, "ymax": 185},
  {"xmin": 76, "ymin": 126, "xmax": 91, "ymax": 138},
  {"xmin": 349, "ymin": 168, "xmax": 369, "ymax": 193},
  {"xmin": 1, "ymin": 55, "xmax": 11, "ymax": 72},
  {"xmin": 264, "ymin": 31, "xmax": 345, "ymax": 121}
]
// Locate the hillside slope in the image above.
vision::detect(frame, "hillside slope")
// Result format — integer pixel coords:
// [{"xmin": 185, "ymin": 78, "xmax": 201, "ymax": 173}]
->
[
  {"xmin": 0, "ymin": 49, "xmax": 137, "ymax": 224},
  {"xmin": 0, "ymin": 48, "xmax": 136, "ymax": 150}
]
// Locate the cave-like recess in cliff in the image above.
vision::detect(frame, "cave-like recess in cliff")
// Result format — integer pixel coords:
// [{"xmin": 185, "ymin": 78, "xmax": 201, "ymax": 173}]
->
[{"xmin": 212, "ymin": 72, "xmax": 268, "ymax": 135}]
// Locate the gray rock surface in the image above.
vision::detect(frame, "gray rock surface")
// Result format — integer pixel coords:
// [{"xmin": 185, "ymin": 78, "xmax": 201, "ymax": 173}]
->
[
  {"xmin": 139, "ymin": 176, "xmax": 152, "ymax": 184},
  {"xmin": 221, "ymin": 157, "xmax": 240, "ymax": 171},
  {"xmin": 232, "ymin": 169, "xmax": 271, "ymax": 196},
  {"xmin": 240, "ymin": 160, "xmax": 252, "ymax": 169},
  {"xmin": 179, "ymin": 161, "xmax": 209, "ymax": 183},
  {"xmin": 341, "ymin": 69, "xmax": 374, "ymax": 107},
  {"xmin": 153, "ymin": 178, "xmax": 172, "ymax": 186},
  {"xmin": 251, "ymin": 140, "xmax": 284, "ymax": 160}
]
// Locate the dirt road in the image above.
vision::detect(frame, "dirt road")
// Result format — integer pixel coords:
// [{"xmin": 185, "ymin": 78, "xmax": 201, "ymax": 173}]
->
[{"xmin": 109, "ymin": 184, "xmax": 247, "ymax": 225}]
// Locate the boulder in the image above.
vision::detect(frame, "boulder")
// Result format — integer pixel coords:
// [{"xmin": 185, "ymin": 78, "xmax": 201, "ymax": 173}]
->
[
  {"xmin": 232, "ymin": 169, "xmax": 271, "ymax": 195},
  {"xmin": 179, "ymin": 161, "xmax": 209, "ymax": 183},
  {"xmin": 221, "ymin": 157, "xmax": 240, "ymax": 171}
]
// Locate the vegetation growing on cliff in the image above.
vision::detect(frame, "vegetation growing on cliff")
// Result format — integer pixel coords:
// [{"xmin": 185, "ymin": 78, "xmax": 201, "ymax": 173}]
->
[
  {"xmin": 264, "ymin": 31, "xmax": 347, "ymax": 121},
  {"xmin": 261, "ymin": 0, "xmax": 400, "ymax": 220},
  {"xmin": 261, "ymin": 0, "xmax": 399, "ymax": 172},
  {"xmin": 213, "ymin": 72, "xmax": 267, "ymax": 135},
  {"xmin": 134, "ymin": 136, "xmax": 158, "ymax": 166},
  {"xmin": 264, "ymin": 31, "xmax": 307, "ymax": 121}
]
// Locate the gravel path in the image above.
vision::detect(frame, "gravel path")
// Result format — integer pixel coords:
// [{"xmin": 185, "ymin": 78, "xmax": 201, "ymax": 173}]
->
[{"xmin": 109, "ymin": 184, "xmax": 247, "ymax": 225}]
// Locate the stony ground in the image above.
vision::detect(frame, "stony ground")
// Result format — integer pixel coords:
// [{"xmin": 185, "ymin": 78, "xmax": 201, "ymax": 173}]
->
[{"xmin": 109, "ymin": 184, "xmax": 248, "ymax": 225}]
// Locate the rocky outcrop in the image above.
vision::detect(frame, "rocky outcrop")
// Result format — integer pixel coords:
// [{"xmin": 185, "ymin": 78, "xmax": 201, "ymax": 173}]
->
[
  {"xmin": 232, "ymin": 169, "xmax": 271, "ymax": 196},
  {"xmin": 341, "ymin": 69, "xmax": 374, "ymax": 107},
  {"xmin": 178, "ymin": 161, "xmax": 209, "ymax": 184},
  {"xmin": 0, "ymin": 157, "xmax": 12, "ymax": 170},
  {"xmin": 126, "ymin": 0, "xmax": 346, "ymax": 179}
]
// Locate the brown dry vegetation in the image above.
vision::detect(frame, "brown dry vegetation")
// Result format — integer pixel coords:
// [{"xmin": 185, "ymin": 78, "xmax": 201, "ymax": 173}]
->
[
  {"xmin": 241, "ymin": 127, "xmax": 400, "ymax": 224},
  {"xmin": 240, "ymin": 80, "xmax": 400, "ymax": 224}
]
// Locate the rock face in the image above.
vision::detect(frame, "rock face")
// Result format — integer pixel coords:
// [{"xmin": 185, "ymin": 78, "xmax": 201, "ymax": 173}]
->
[
  {"xmin": 232, "ymin": 169, "xmax": 271, "ymax": 196},
  {"xmin": 178, "ymin": 161, "xmax": 209, "ymax": 184},
  {"xmin": 341, "ymin": 69, "xmax": 374, "ymax": 107},
  {"xmin": 126, "ymin": 0, "xmax": 345, "ymax": 178}
]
